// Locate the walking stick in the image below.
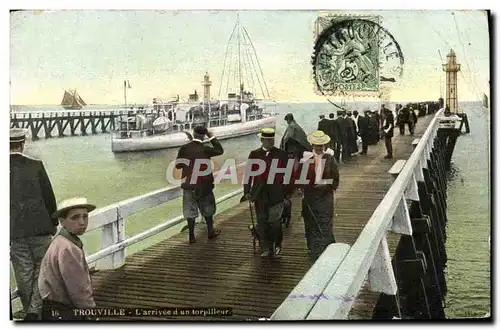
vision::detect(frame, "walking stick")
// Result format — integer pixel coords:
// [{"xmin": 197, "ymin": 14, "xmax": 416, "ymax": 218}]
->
[
  {"xmin": 240, "ymin": 194, "xmax": 260, "ymax": 253},
  {"xmin": 303, "ymin": 195, "xmax": 325, "ymax": 237}
]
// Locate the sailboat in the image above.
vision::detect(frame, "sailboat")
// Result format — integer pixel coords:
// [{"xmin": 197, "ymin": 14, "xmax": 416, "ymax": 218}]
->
[
  {"xmin": 61, "ymin": 89, "xmax": 87, "ymax": 110},
  {"xmin": 111, "ymin": 15, "xmax": 278, "ymax": 153}
]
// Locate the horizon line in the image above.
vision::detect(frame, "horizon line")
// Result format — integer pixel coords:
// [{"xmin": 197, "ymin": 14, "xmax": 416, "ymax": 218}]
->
[{"xmin": 10, "ymin": 99, "xmax": 481, "ymax": 107}]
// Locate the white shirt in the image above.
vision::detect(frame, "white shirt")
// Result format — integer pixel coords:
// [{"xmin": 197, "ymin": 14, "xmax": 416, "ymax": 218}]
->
[
  {"xmin": 353, "ymin": 115, "xmax": 359, "ymax": 131},
  {"xmin": 301, "ymin": 148, "xmax": 334, "ymax": 184}
]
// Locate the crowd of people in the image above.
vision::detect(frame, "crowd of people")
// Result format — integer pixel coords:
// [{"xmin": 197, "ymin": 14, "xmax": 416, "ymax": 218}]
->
[{"xmin": 9, "ymin": 102, "xmax": 429, "ymax": 321}]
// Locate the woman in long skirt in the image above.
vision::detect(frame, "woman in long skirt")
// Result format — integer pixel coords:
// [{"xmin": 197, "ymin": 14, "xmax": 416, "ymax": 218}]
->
[{"xmin": 296, "ymin": 130, "xmax": 340, "ymax": 260}]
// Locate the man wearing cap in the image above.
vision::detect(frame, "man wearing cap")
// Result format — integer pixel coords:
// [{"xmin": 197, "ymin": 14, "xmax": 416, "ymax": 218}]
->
[
  {"xmin": 295, "ymin": 130, "xmax": 339, "ymax": 260},
  {"xmin": 10, "ymin": 128, "xmax": 57, "ymax": 321},
  {"xmin": 245, "ymin": 127, "xmax": 292, "ymax": 258},
  {"xmin": 38, "ymin": 197, "xmax": 96, "ymax": 320},
  {"xmin": 175, "ymin": 125, "xmax": 224, "ymax": 244}
]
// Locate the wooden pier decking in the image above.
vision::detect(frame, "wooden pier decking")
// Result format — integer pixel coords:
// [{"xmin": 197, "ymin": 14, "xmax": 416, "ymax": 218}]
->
[{"xmin": 90, "ymin": 115, "xmax": 434, "ymax": 320}]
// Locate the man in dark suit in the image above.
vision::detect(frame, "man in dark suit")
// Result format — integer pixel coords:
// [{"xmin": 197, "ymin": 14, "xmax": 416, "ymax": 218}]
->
[
  {"xmin": 244, "ymin": 128, "xmax": 292, "ymax": 258},
  {"xmin": 346, "ymin": 111, "xmax": 358, "ymax": 155},
  {"xmin": 408, "ymin": 107, "xmax": 418, "ymax": 135},
  {"xmin": 10, "ymin": 128, "xmax": 57, "ymax": 321},
  {"xmin": 374, "ymin": 109, "xmax": 383, "ymax": 140},
  {"xmin": 328, "ymin": 113, "xmax": 340, "ymax": 161},
  {"xmin": 175, "ymin": 125, "xmax": 224, "ymax": 244},
  {"xmin": 317, "ymin": 114, "xmax": 330, "ymax": 137},
  {"xmin": 357, "ymin": 110, "xmax": 371, "ymax": 155},
  {"xmin": 334, "ymin": 110, "xmax": 349, "ymax": 162},
  {"xmin": 382, "ymin": 108, "xmax": 395, "ymax": 159}
]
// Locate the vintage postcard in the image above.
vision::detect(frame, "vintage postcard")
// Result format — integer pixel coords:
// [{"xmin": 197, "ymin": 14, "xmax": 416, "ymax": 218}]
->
[{"xmin": 9, "ymin": 8, "xmax": 491, "ymax": 322}]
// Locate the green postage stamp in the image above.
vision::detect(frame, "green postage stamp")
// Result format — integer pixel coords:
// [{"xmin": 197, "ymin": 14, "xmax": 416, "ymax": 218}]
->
[{"xmin": 312, "ymin": 14, "xmax": 404, "ymax": 97}]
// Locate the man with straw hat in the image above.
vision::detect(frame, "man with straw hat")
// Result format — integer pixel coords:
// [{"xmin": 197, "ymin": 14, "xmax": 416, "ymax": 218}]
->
[
  {"xmin": 10, "ymin": 128, "xmax": 57, "ymax": 321},
  {"xmin": 244, "ymin": 127, "xmax": 292, "ymax": 258},
  {"xmin": 295, "ymin": 130, "xmax": 340, "ymax": 260},
  {"xmin": 38, "ymin": 197, "xmax": 97, "ymax": 320}
]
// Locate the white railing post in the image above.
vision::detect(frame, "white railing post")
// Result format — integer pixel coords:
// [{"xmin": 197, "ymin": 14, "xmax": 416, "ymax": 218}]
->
[
  {"xmin": 391, "ymin": 196, "xmax": 412, "ymax": 235},
  {"xmin": 412, "ymin": 138, "xmax": 420, "ymax": 151},
  {"xmin": 404, "ymin": 173, "xmax": 420, "ymax": 201},
  {"xmin": 96, "ymin": 207, "xmax": 126, "ymax": 270},
  {"xmin": 367, "ymin": 235, "xmax": 398, "ymax": 295}
]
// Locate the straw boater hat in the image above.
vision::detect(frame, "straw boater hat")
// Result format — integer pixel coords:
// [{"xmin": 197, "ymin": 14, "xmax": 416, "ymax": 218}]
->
[
  {"xmin": 52, "ymin": 197, "xmax": 96, "ymax": 219},
  {"xmin": 257, "ymin": 127, "xmax": 275, "ymax": 139},
  {"xmin": 307, "ymin": 130, "xmax": 331, "ymax": 146},
  {"xmin": 10, "ymin": 128, "xmax": 28, "ymax": 143}
]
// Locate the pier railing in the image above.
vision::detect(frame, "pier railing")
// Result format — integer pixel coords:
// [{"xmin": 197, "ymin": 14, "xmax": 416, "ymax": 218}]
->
[
  {"xmin": 10, "ymin": 162, "xmax": 247, "ymax": 301},
  {"xmin": 271, "ymin": 108, "xmax": 462, "ymax": 320}
]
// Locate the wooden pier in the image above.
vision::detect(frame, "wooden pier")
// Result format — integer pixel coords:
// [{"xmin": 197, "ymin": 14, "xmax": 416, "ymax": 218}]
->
[
  {"xmin": 10, "ymin": 108, "xmax": 468, "ymax": 321},
  {"xmin": 9, "ymin": 109, "xmax": 152, "ymax": 140},
  {"xmin": 83, "ymin": 112, "xmax": 436, "ymax": 320}
]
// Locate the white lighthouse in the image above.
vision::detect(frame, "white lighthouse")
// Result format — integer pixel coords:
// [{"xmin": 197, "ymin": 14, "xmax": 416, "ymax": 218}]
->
[
  {"xmin": 442, "ymin": 49, "xmax": 461, "ymax": 114},
  {"xmin": 203, "ymin": 72, "xmax": 212, "ymax": 103}
]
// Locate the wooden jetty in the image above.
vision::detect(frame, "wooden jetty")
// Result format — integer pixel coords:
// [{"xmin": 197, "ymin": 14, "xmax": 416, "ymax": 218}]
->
[
  {"xmin": 9, "ymin": 109, "xmax": 152, "ymax": 141},
  {"xmin": 88, "ymin": 120, "xmax": 429, "ymax": 320},
  {"xmin": 10, "ymin": 108, "xmax": 468, "ymax": 320}
]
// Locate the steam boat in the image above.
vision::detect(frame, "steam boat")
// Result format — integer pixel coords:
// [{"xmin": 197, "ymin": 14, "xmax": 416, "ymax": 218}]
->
[{"xmin": 111, "ymin": 16, "xmax": 277, "ymax": 153}]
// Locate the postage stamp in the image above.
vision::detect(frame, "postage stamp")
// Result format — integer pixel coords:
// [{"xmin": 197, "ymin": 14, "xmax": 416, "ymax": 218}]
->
[{"xmin": 312, "ymin": 14, "xmax": 405, "ymax": 97}]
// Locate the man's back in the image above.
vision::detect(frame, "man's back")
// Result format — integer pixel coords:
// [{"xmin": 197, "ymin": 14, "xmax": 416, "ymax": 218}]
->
[
  {"xmin": 176, "ymin": 138, "xmax": 224, "ymax": 189},
  {"xmin": 10, "ymin": 153, "xmax": 57, "ymax": 239},
  {"xmin": 335, "ymin": 117, "xmax": 348, "ymax": 138},
  {"xmin": 317, "ymin": 118, "xmax": 331, "ymax": 136}
]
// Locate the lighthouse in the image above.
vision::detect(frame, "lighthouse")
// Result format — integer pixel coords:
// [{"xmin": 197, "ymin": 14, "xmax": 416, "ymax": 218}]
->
[
  {"xmin": 203, "ymin": 72, "xmax": 212, "ymax": 103},
  {"xmin": 442, "ymin": 49, "xmax": 461, "ymax": 114}
]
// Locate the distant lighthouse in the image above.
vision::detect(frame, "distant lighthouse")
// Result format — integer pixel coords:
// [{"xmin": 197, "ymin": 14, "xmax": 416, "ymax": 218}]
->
[
  {"xmin": 203, "ymin": 72, "xmax": 212, "ymax": 103},
  {"xmin": 442, "ymin": 49, "xmax": 461, "ymax": 114}
]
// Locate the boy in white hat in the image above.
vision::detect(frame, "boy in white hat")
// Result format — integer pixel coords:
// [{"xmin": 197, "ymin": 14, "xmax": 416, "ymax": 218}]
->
[{"xmin": 38, "ymin": 197, "xmax": 97, "ymax": 320}]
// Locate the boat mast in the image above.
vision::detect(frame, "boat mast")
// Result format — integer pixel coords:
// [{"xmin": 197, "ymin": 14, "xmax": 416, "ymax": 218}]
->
[
  {"xmin": 123, "ymin": 80, "xmax": 128, "ymax": 109},
  {"xmin": 237, "ymin": 13, "xmax": 243, "ymax": 101}
]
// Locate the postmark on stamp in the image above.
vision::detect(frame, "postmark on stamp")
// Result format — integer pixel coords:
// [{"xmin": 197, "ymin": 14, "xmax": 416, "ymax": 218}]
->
[{"xmin": 312, "ymin": 15, "xmax": 404, "ymax": 97}]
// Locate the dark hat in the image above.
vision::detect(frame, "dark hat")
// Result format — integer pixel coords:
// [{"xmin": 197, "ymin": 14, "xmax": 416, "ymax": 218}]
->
[
  {"xmin": 346, "ymin": 111, "xmax": 352, "ymax": 116},
  {"xmin": 284, "ymin": 113, "xmax": 294, "ymax": 121},
  {"xmin": 336, "ymin": 110, "xmax": 344, "ymax": 116},
  {"xmin": 10, "ymin": 128, "xmax": 28, "ymax": 143},
  {"xmin": 257, "ymin": 127, "xmax": 275, "ymax": 139},
  {"xmin": 353, "ymin": 110, "xmax": 359, "ymax": 115},
  {"xmin": 319, "ymin": 114, "xmax": 325, "ymax": 119},
  {"xmin": 193, "ymin": 125, "xmax": 207, "ymax": 135},
  {"xmin": 329, "ymin": 113, "xmax": 335, "ymax": 119}
]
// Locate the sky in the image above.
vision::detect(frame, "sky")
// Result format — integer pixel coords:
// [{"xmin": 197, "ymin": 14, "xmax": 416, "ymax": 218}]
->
[{"xmin": 10, "ymin": 9, "xmax": 490, "ymax": 105}]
